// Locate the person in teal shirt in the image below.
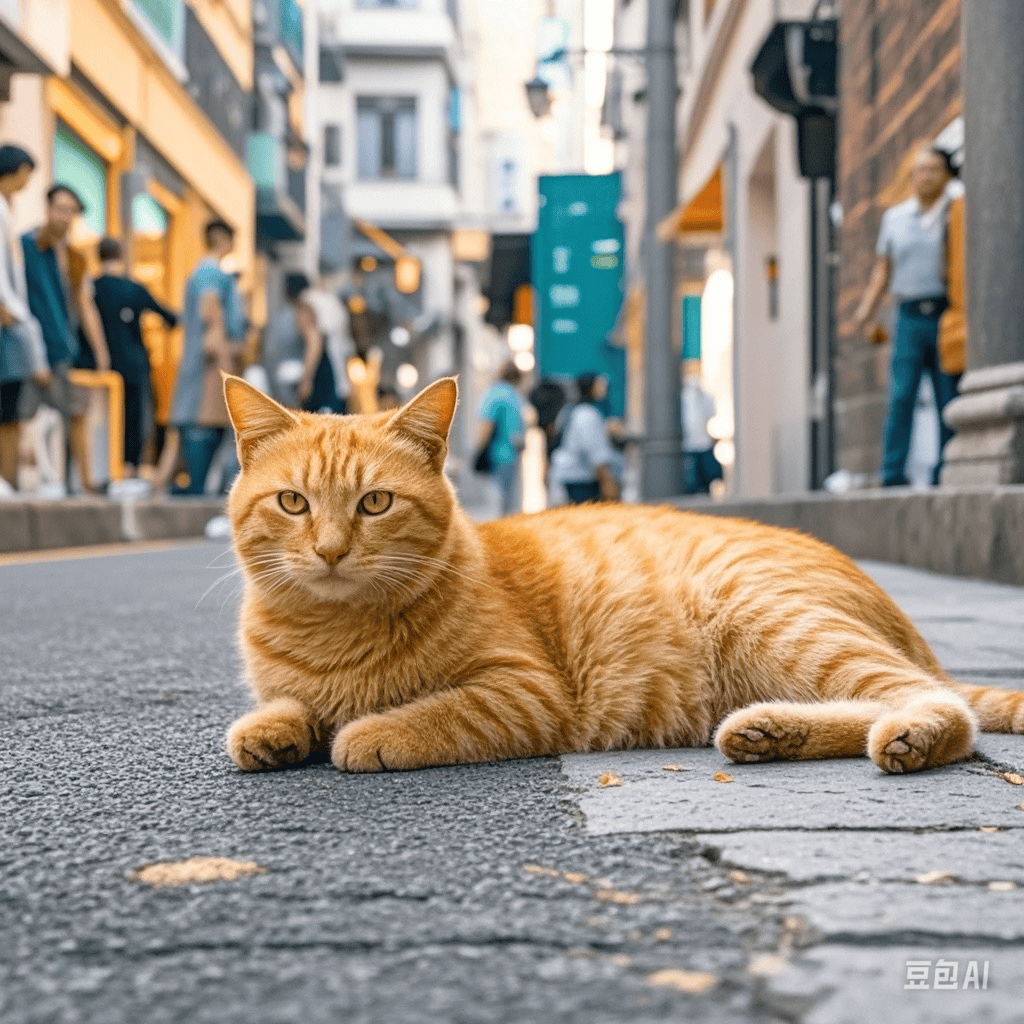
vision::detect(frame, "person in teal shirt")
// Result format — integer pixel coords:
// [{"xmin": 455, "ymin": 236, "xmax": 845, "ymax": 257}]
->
[
  {"xmin": 169, "ymin": 218, "xmax": 246, "ymax": 494},
  {"xmin": 477, "ymin": 361, "xmax": 525, "ymax": 516}
]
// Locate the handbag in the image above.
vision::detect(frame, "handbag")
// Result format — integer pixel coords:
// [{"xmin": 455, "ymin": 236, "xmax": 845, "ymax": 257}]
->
[
  {"xmin": 473, "ymin": 425, "xmax": 494, "ymax": 473},
  {"xmin": 473, "ymin": 408, "xmax": 502, "ymax": 474}
]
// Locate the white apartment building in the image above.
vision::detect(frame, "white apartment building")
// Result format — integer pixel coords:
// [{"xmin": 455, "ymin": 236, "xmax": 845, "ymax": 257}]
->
[
  {"xmin": 611, "ymin": 0, "xmax": 824, "ymax": 498},
  {"xmin": 315, "ymin": 0, "xmax": 465, "ymax": 371}
]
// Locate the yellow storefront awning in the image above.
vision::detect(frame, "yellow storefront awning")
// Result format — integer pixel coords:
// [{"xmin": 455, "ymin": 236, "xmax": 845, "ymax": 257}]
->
[{"xmin": 656, "ymin": 166, "xmax": 724, "ymax": 241}]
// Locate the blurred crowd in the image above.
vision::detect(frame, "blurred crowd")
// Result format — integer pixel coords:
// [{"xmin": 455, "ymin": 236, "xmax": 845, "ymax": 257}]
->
[{"xmin": 0, "ymin": 143, "xmax": 396, "ymax": 502}]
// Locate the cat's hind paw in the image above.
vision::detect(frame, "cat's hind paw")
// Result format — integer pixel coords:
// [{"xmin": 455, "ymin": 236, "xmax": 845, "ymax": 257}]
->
[
  {"xmin": 867, "ymin": 701, "xmax": 975, "ymax": 774},
  {"xmin": 715, "ymin": 705, "xmax": 809, "ymax": 763},
  {"xmin": 226, "ymin": 698, "xmax": 316, "ymax": 771}
]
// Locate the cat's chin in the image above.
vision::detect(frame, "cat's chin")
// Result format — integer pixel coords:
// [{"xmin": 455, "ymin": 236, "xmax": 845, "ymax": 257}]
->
[{"xmin": 302, "ymin": 574, "xmax": 366, "ymax": 602}]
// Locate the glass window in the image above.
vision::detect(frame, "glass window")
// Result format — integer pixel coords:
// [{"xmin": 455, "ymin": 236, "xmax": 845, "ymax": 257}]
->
[
  {"xmin": 324, "ymin": 124, "xmax": 341, "ymax": 168},
  {"xmin": 132, "ymin": 194, "xmax": 169, "ymax": 236},
  {"xmin": 131, "ymin": 0, "xmax": 184, "ymax": 55},
  {"xmin": 356, "ymin": 98, "xmax": 417, "ymax": 180},
  {"xmin": 53, "ymin": 125, "xmax": 107, "ymax": 239}
]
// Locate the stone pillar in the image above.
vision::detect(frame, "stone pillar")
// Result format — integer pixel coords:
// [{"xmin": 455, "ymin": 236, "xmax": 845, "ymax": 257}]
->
[{"xmin": 941, "ymin": 0, "xmax": 1024, "ymax": 484}]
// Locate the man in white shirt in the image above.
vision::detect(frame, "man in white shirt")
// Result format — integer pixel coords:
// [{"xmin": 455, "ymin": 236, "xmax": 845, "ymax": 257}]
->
[{"xmin": 853, "ymin": 145, "xmax": 960, "ymax": 486}]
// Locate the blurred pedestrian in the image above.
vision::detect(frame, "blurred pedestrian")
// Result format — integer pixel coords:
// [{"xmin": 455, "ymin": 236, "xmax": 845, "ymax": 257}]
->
[
  {"xmin": 302, "ymin": 284, "xmax": 352, "ymax": 413},
  {"xmin": 528, "ymin": 376, "xmax": 568, "ymax": 469},
  {"xmin": 681, "ymin": 362, "xmax": 721, "ymax": 494},
  {"xmin": 168, "ymin": 218, "xmax": 245, "ymax": 495},
  {"xmin": 92, "ymin": 237, "xmax": 178, "ymax": 477},
  {"xmin": 853, "ymin": 145, "xmax": 960, "ymax": 486},
  {"xmin": 0, "ymin": 145, "xmax": 48, "ymax": 490},
  {"xmin": 21, "ymin": 183, "xmax": 110, "ymax": 493},
  {"xmin": 261, "ymin": 272, "xmax": 304, "ymax": 407},
  {"xmin": 550, "ymin": 372, "xmax": 620, "ymax": 504},
  {"xmin": 476, "ymin": 361, "xmax": 525, "ymax": 516}
]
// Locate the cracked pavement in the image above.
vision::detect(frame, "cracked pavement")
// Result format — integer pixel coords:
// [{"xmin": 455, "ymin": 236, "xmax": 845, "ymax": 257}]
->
[{"xmin": 1, "ymin": 543, "xmax": 1023, "ymax": 1023}]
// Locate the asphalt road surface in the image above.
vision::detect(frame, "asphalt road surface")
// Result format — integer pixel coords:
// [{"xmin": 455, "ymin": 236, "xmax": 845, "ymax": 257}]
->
[
  {"xmin": 3, "ymin": 541, "xmax": 1024, "ymax": 1024},
  {"xmin": 2, "ymin": 541, "xmax": 794, "ymax": 1024}
]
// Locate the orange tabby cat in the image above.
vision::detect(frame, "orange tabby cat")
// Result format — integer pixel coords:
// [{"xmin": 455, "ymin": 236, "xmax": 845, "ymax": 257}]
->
[{"xmin": 222, "ymin": 374, "xmax": 1023, "ymax": 776}]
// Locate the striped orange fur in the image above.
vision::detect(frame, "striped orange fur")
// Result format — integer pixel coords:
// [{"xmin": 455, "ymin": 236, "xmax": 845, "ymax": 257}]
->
[{"xmin": 221, "ymin": 374, "xmax": 1024, "ymax": 776}]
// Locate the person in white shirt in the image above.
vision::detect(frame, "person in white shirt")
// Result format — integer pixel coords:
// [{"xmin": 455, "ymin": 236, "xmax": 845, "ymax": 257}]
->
[
  {"xmin": 550, "ymin": 372, "xmax": 620, "ymax": 504},
  {"xmin": 0, "ymin": 145, "xmax": 48, "ymax": 489},
  {"xmin": 853, "ymin": 145, "xmax": 960, "ymax": 486},
  {"xmin": 681, "ymin": 361, "xmax": 721, "ymax": 494}
]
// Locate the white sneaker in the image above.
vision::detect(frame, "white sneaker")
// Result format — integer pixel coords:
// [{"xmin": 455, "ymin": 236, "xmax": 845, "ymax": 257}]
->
[{"xmin": 108, "ymin": 477, "xmax": 152, "ymax": 501}]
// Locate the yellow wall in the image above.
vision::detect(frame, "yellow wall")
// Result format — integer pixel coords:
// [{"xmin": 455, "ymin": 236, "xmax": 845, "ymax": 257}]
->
[{"xmin": 67, "ymin": 0, "xmax": 254, "ymax": 283}]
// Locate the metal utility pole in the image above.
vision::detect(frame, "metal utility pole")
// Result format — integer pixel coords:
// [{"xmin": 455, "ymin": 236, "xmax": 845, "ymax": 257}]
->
[{"xmin": 641, "ymin": 0, "xmax": 685, "ymax": 499}]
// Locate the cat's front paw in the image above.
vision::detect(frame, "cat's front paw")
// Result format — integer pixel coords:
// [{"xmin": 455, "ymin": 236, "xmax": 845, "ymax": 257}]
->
[
  {"xmin": 226, "ymin": 698, "xmax": 316, "ymax": 772},
  {"xmin": 332, "ymin": 714, "xmax": 429, "ymax": 772},
  {"xmin": 715, "ymin": 705, "xmax": 808, "ymax": 763}
]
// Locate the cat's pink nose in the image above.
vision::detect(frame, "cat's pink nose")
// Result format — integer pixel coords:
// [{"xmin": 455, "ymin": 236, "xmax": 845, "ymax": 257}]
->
[{"xmin": 315, "ymin": 545, "xmax": 349, "ymax": 567}]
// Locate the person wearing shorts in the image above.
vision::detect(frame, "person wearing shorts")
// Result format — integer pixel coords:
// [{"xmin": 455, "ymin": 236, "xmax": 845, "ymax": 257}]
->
[{"xmin": 21, "ymin": 184, "xmax": 110, "ymax": 492}]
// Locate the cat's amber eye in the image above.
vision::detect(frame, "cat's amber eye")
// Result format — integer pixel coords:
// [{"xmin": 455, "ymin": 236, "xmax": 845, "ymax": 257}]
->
[
  {"xmin": 358, "ymin": 490, "xmax": 393, "ymax": 516},
  {"xmin": 278, "ymin": 490, "xmax": 309, "ymax": 515}
]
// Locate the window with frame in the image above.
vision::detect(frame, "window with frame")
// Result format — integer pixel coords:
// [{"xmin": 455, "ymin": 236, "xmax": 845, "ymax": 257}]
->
[
  {"xmin": 324, "ymin": 124, "xmax": 342, "ymax": 168},
  {"xmin": 357, "ymin": 97, "xmax": 417, "ymax": 180},
  {"xmin": 54, "ymin": 124, "xmax": 107, "ymax": 240},
  {"xmin": 131, "ymin": 0, "xmax": 185, "ymax": 56}
]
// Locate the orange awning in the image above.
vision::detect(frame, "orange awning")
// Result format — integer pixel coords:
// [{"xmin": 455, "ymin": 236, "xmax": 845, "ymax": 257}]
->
[{"xmin": 657, "ymin": 166, "xmax": 723, "ymax": 241}]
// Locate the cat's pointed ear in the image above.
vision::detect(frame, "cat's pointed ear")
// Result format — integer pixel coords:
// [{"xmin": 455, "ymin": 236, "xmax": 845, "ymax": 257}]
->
[
  {"xmin": 388, "ymin": 376, "xmax": 458, "ymax": 470},
  {"xmin": 222, "ymin": 373, "xmax": 299, "ymax": 468}
]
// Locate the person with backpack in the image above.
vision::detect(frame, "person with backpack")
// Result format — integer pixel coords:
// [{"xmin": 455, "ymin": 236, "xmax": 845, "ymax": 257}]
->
[{"xmin": 475, "ymin": 361, "xmax": 525, "ymax": 516}]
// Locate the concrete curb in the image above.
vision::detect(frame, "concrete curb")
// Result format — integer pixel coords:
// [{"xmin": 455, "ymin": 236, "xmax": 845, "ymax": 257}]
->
[
  {"xmin": 670, "ymin": 485, "xmax": 1024, "ymax": 585},
  {"xmin": 0, "ymin": 497, "xmax": 224, "ymax": 553}
]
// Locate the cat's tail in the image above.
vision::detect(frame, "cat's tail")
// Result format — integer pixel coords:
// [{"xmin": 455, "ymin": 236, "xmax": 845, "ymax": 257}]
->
[{"xmin": 947, "ymin": 682, "xmax": 1024, "ymax": 733}]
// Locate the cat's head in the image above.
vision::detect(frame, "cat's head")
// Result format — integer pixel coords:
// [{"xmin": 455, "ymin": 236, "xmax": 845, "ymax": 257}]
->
[{"xmin": 223, "ymin": 374, "xmax": 459, "ymax": 606}]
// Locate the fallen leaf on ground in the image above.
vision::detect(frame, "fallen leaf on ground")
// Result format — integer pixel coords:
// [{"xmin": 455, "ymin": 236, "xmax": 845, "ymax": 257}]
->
[
  {"xmin": 713, "ymin": 772, "xmax": 733, "ymax": 783},
  {"xmin": 979, "ymin": 826, "xmax": 1000, "ymax": 833},
  {"xmin": 662, "ymin": 764, "xmax": 691, "ymax": 772},
  {"xmin": 915, "ymin": 870, "xmax": 956, "ymax": 885},
  {"xmin": 1003, "ymin": 773, "xmax": 1024, "ymax": 785},
  {"xmin": 988, "ymin": 880, "xmax": 1017, "ymax": 892},
  {"xmin": 729, "ymin": 870, "xmax": 750, "ymax": 884},
  {"xmin": 595, "ymin": 889, "xmax": 640, "ymax": 905},
  {"xmin": 646, "ymin": 969, "xmax": 717, "ymax": 993},
  {"xmin": 599, "ymin": 772, "xmax": 622, "ymax": 787},
  {"xmin": 654, "ymin": 928, "xmax": 674, "ymax": 941},
  {"xmin": 132, "ymin": 857, "xmax": 265, "ymax": 887},
  {"xmin": 523, "ymin": 864, "xmax": 560, "ymax": 877}
]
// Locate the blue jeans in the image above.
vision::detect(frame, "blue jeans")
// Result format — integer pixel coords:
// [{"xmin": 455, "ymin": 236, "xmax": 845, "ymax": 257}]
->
[
  {"xmin": 881, "ymin": 309, "xmax": 961, "ymax": 486},
  {"xmin": 175, "ymin": 425, "xmax": 233, "ymax": 496}
]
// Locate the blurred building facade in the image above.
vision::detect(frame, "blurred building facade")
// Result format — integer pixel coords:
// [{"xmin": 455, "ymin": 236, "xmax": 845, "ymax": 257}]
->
[
  {"xmin": 611, "ymin": 0, "xmax": 824, "ymax": 498},
  {"xmin": 0, "ymin": 0, "xmax": 257, "ymax": 435}
]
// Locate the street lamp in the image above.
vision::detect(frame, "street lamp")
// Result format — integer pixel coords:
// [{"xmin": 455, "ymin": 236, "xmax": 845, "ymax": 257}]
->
[{"xmin": 524, "ymin": 76, "xmax": 553, "ymax": 118}]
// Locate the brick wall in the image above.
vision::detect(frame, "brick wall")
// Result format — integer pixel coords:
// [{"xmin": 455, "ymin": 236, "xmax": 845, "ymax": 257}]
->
[{"xmin": 835, "ymin": 0, "xmax": 961, "ymax": 475}]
